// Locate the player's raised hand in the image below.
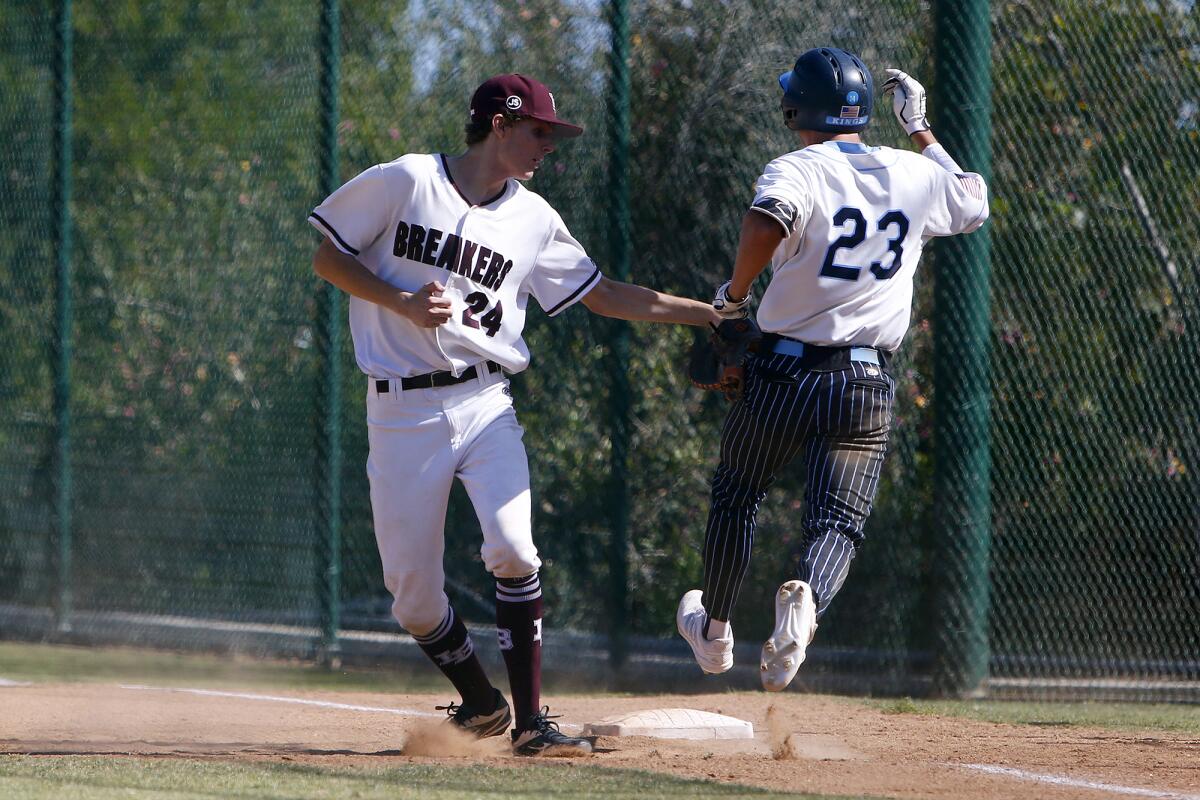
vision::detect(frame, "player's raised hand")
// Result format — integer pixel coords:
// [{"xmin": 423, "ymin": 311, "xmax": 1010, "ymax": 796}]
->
[
  {"xmin": 881, "ymin": 69, "xmax": 930, "ymax": 136},
  {"xmin": 399, "ymin": 280, "xmax": 453, "ymax": 327}
]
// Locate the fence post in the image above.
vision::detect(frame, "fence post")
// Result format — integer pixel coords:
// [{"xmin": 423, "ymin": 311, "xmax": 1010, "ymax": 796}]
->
[
  {"xmin": 604, "ymin": 0, "xmax": 632, "ymax": 668},
  {"xmin": 51, "ymin": 0, "xmax": 74, "ymax": 635},
  {"xmin": 930, "ymin": 0, "xmax": 994, "ymax": 696},
  {"xmin": 314, "ymin": 0, "xmax": 343, "ymax": 666}
]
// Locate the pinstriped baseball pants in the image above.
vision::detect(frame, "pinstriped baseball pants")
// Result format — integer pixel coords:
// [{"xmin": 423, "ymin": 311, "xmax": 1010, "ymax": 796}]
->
[{"xmin": 701, "ymin": 350, "xmax": 895, "ymax": 622}]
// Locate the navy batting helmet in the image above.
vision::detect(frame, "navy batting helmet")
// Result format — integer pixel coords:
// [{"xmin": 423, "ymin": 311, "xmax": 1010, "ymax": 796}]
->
[{"xmin": 778, "ymin": 47, "xmax": 874, "ymax": 133}]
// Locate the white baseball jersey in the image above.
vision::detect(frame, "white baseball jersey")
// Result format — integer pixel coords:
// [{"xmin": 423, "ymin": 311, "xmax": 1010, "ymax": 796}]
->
[
  {"xmin": 750, "ymin": 140, "xmax": 989, "ymax": 352},
  {"xmin": 308, "ymin": 153, "xmax": 602, "ymax": 378}
]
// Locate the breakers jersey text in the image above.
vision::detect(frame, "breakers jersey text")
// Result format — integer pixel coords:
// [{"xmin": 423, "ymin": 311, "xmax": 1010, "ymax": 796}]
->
[
  {"xmin": 750, "ymin": 140, "xmax": 989, "ymax": 351},
  {"xmin": 308, "ymin": 153, "xmax": 602, "ymax": 378}
]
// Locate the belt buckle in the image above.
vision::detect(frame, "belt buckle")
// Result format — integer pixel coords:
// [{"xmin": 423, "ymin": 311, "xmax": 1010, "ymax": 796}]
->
[{"xmin": 849, "ymin": 347, "xmax": 880, "ymax": 366}]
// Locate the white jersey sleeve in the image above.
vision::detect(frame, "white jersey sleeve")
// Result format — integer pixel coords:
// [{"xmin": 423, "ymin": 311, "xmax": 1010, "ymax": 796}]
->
[
  {"xmin": 923, "ymin": 168, "xmax": 990, "ymax": 237},
  {"xmin": 749, "ymin": 155, "xmax": 817, "ymax": 236},
  {"xmin": 525, "ymin": 210, "xmax": 602, "ymax": 317},
  {"xmin": 308, "ymin": 165, "xmax": 393, "ymax": 256}
]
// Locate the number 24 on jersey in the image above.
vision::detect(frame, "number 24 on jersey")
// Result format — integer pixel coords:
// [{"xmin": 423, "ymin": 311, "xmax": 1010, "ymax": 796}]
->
[{"xmin": 462, "ymin": 291, "xmax": 503, "ymax": 336}]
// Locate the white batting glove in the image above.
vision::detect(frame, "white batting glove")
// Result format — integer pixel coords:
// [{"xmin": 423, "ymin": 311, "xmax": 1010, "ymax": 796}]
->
[
  {"xmin": 881, "ymin": 68, "xmax": 930, "ymax": 135},
  {"xmin": 712, "ymin": 281, "xmax": 750, "ymax": 319}
]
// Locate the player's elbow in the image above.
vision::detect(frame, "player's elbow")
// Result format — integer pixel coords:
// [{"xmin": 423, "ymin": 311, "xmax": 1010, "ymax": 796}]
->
[
  {"xmin": 313, "ymin": 238, "xmax": 338, "ymax": 281},
  {"xmin": 956, "ymin": 175, "xmax": 991, "ymax": 233},
  {"xmin": 968, "ymin": 189, "xmax": 991, "ymax": 232},
  {"xmin": 580, "ymin": 276, "xmax": 620, "ymax": 317},
  {"xmin": 970, "ymin": 198, "xmax": 991, "ymax": 231}
]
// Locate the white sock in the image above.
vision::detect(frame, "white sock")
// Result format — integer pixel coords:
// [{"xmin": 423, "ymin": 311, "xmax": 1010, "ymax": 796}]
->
[{"xmin": 705, "ymin": 618, "xmax": 729, "ymax": 641}]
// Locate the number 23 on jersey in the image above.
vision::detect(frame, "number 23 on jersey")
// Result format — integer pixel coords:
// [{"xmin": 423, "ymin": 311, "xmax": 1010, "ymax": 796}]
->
[{"xmin": 819, "ymin": 206, "xmax": 910, "ymax": 282}]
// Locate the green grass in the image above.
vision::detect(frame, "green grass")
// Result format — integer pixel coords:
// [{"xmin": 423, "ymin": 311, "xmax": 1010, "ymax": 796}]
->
[
  {"xmin": 0, "ymin": 641, "xmax": 444, "ymax": 693},
  {"xmin": 869, "ymin": 696, "xmax": 1200, "ymax": 734},
  {"xmin": 0, "ymin": 756, "xmax": 833, "ymax": 799}
]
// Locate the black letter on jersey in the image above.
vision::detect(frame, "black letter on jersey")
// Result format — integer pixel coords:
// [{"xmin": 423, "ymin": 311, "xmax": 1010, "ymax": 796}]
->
[
  {"xmin": 393, "ymin": 221, "xmax": 409, "ymax": 258},
  {"xmin": 436, "ymin": 233, "xmax": 461, "ymax": 271},
  {"xmin": 481, "ymin": 252, "xmax": 506, "ymax": 289},
  {"xmin": 458, "ymin": 240, "xmax": 478, "ymax": 278},
  {"xmin": 471, "ymin": 247, "xmax": 492, "ymax": 283},
  {"xmin": 406, "ymin": 225, "xmax": 426, "ymax": 262},
  {"xmin": 422, "ymin": 228, "xmax": 443, "ymax": 265},
  {"xmin": 495, "ymin": 260, "xmax": 514, "ymax": 290}
]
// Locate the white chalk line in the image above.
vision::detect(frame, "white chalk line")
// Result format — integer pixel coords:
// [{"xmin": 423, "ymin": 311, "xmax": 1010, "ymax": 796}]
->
[
  {"xmin": 119, "ymin": 684, "xmax": 582, "ymax": 731},
  {"xmin": 961, "ymin": 763, "xmax": 1200, "ymax": 800},
  {"xmin": 0, "ymin": 677, "xmax": 33, "ymax": 687},
  {"xmin": 120, "ymin": 684, "xmax": 441, "ymax": 718}
]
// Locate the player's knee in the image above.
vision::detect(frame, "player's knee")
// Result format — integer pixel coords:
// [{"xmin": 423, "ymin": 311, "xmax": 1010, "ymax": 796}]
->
[
  {"xmin": 383, "ymin": 572, "xmax": 448, "ymax": 636},
  {"xmin": 805, "ymin": 524, "xmax": 865, "ymax": 550},
  {"xmin": 712, "ymin": 480, "xmax": 767, "ymax": 510},
  {"xmin": 481, "ymin": 541, "xmax": 541, "ymax": 579},
  {"xmin": 391, "ymin": 600, "xmax": 448, "ymax": 637}
]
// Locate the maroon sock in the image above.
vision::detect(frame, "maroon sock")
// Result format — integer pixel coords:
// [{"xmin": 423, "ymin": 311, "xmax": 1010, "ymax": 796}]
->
[
  {"xmin": 412, "ymin": 605, "xmax": 495, "ymax": 710},
  {"xmin": 496, "ymin": 573, "xmax": 543, "ymax": 729}
]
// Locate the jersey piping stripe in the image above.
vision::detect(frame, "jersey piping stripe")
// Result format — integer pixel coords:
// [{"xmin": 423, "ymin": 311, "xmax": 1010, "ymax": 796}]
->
[
  {"xmin": 544, "ymin": 263, "xmax": 601, "ymax": 316},
  {"xmin": 439, "ymin": 154, "xmax": 507, "ymax": 208},
  {"xmin": 309, "ymin": 212, "xmax": 360, "ymax": 256}
]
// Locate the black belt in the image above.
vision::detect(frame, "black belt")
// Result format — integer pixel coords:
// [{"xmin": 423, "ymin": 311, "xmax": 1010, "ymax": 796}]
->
[{"xmin": 376, "ymin": 361, "xmax": 502, "ymax": 393}]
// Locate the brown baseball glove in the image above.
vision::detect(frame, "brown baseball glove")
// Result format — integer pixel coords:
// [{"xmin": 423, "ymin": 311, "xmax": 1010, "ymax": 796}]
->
[{"xmin": 687, "ymin": 317, "xmax": 763, "ymax": 401}]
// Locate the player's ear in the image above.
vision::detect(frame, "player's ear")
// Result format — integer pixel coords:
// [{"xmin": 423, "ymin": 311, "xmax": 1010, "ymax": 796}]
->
[{"xmin": 491, "ymin": 113, "xmax": 509, "ymax": 138}]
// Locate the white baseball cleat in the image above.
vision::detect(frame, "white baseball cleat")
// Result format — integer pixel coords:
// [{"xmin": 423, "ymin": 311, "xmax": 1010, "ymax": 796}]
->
[
  {"xmin": 760, "ymin": 580, "xmax": 818, "ymax": 692},
  {"xmin": 676, "ymin": 590, "xmax": 734, "ymax": 674}
]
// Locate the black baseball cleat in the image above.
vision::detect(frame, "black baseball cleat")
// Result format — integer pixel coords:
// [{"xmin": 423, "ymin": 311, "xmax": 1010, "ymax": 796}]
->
[
  {"xmin": 436, "ymin": 688, "xmax": 512, "ymax": 738},
  {"xmin": 511, "ymin": 707, "xmax": 593, "ymax": 757}
]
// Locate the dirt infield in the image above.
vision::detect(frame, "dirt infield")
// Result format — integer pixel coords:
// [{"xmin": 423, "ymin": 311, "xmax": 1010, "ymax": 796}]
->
[{"xmin": 2, "ymin": 683, "xmax": 1198, "ymax": 799}]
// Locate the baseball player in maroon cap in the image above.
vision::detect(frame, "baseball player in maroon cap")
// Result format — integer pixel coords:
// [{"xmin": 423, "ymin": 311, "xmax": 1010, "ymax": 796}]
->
[{"xmin": 309, "ymin": 74, "xmax": 719, "ymax": 756}]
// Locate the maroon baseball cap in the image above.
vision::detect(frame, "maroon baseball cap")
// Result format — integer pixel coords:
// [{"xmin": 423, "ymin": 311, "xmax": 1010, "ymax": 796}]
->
[{"xmin": 469, "ymin": 73, "xmax": 584, "ymax": 138}]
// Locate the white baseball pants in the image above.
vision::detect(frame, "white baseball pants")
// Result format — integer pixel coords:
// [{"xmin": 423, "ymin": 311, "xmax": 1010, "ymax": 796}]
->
[{"xmin": 365, "ymin": 367, "xmax": 539, "ymax": 637}]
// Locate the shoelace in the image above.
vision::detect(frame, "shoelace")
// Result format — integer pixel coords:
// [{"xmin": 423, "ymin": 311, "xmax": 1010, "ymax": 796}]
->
[
  {"xmin": 528, "ymin": 706, "xmax": 563, "ymax": 732},
  {"xmin": 435, "ymin": 701, "xmax": 466, "ymax": 721}
]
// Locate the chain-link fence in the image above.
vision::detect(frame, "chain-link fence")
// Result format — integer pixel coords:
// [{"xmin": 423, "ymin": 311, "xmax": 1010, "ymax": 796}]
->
[{"xmin": 1, "ymin": 0, "xmax": 1197, "ymax": 701}]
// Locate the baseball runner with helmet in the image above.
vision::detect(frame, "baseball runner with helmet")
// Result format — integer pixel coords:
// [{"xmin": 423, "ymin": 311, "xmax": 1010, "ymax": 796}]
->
[
  {"xmin": 309, "ymin": 74, "xmax": 719, "ymax": 755},
  {"xmin": 677, "ymin": 48, "xmax": 989, "ymax": 690}
]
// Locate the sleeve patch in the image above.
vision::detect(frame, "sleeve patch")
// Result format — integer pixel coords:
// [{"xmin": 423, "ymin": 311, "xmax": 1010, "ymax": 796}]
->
[
  {"xmin": 956, "ymin": 174, "xmax": 986, "ymax": 201},
  {"xmin": 752, "ymin": 196, "xmax": 799, "ymax": 233}
]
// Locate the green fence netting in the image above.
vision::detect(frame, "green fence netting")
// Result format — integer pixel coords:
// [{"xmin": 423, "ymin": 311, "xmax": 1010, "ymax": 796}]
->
[{"xmin": 1, "ymin": 0, "xmax": 1197, "ymax": 700}]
